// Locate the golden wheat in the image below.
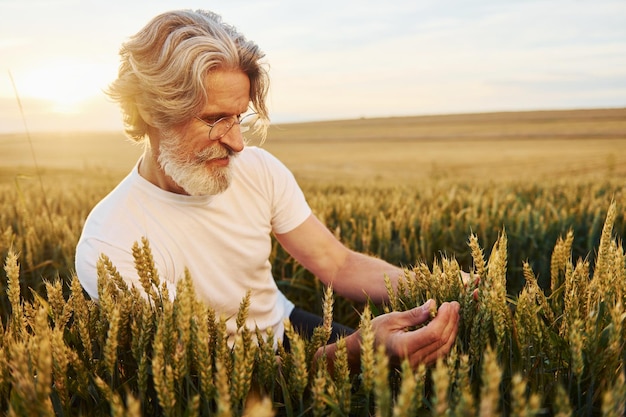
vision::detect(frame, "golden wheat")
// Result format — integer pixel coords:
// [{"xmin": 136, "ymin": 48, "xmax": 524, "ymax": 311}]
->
[{"xmin": 0, "ymin": 164, "xmax": 625, "ymax": 415}]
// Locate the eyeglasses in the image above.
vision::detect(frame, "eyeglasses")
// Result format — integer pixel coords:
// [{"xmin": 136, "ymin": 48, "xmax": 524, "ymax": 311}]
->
[{"xmin": 194, "ymin": 112, "xmax": 258, "ymax": 141}]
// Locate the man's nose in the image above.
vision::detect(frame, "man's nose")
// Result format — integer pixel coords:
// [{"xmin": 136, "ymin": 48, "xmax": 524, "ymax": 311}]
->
[{"xmin": 218, "ymin": 125, "xmax": 245, "ymax": 153}]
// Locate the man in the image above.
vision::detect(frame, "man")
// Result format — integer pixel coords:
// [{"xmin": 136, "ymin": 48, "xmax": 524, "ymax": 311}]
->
[{"xmin": 75, "ymin": 9, "xmax": 460, "ymax": 370}]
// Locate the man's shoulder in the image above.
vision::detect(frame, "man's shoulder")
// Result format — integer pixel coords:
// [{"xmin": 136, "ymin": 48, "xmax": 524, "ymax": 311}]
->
[{"xmin": 82, "ymin": 170, "xmax": 145, "ymax": 230}]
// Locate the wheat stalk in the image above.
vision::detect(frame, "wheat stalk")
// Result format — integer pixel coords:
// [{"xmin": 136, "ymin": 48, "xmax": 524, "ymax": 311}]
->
[
  {"xmin": 392, "ymin": 361, "xmax": 417, "ymax": 417},
  {"xmin": 453, "ymin": 355, "xmax": 475, "ymax": 415},
  {"xmin": 432, "ymin": 357, "xmax": 450, "ymax": 417},
  {"xmin": 373, "ymin": 344, "xmax": 390, "ymax": 417},
  {"xmin": 478, "ymin": 345, "xmax": 501, "ymax": 417}
]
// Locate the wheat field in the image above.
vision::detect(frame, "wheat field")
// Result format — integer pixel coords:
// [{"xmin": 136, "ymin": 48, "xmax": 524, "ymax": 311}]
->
[{"xmin": 0, "ymin": 108, "xmax": 625, "ymax": 416}]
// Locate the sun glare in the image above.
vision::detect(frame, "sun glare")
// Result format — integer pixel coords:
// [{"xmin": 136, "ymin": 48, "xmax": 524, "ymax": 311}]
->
[{"xmin": 14, "ymin": 58, "xmax": 113, "ymax": 114}]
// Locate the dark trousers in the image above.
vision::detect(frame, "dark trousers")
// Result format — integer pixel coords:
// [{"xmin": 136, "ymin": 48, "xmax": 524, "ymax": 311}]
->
[{"xmin": 283, "ymin": 307, "xmax": 354, "ymax": 351}]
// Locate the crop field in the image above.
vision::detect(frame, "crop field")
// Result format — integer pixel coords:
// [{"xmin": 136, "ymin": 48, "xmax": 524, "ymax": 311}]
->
[{"xmin": 0, "ymin": 108, "xmax": 625, "ymax": 415}]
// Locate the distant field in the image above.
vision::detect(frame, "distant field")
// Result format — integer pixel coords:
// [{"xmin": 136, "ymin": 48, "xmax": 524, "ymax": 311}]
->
[{"xmin": 1, "ymin": 107, "xmax": 624, "ymax": 184}]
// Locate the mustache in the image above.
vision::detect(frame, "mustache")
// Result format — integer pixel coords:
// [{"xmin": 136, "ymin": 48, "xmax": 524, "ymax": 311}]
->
[{"xmin": 195, "ymin": 145, "xmax": 236, "ymax": 162}]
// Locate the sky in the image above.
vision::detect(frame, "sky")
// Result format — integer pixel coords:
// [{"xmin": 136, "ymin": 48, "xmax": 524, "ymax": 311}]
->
[{"xmin": 1, "ymin": 0, "xmax": 625, "ymax": 133}]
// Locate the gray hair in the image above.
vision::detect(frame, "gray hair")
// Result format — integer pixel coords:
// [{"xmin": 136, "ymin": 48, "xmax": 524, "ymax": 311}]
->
[{"xmin": 107, "ymin": 9, "xmax": 270, "ymax": 142}]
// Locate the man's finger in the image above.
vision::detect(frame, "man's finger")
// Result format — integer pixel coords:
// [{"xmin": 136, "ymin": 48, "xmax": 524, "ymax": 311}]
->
[
  {"xmin": 404, "ymin": 299, "xmax": 437, "ymax": 325},
  {"xmin": 404, "ymin": 302, "xmax": 460, "ymax": 366}
]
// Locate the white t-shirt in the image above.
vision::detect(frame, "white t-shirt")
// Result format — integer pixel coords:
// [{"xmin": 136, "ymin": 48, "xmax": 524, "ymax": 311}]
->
[{"xmin": 75, "ymin": 146, "xmax": 312, "ymax": 341}]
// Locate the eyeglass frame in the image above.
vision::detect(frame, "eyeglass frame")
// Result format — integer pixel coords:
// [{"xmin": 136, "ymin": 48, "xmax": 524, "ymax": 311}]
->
[{"xmin": 194, "ymin": 111, "xmax": 258, "ymax": 141}]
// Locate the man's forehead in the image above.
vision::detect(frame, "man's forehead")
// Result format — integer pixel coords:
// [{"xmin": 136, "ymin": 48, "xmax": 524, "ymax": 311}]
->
[{"xmin": 201, "ymin": 69, "xmax": 251, "ymax": 115}]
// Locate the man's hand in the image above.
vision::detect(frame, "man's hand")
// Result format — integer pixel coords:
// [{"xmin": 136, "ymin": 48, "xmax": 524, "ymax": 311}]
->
[
  {"xmin": 369, "ymin": 299, "xmax": 461, "ymax": 367},
  {"xmin": 316, "ymin": 299, "xmax": 461, "ymax": 372}
]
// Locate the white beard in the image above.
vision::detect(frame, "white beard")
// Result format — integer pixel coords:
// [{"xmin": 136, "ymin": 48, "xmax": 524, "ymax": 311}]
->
[{"xmin": 157, "ymin": 131, "xmax": 236, "ymax": 196}]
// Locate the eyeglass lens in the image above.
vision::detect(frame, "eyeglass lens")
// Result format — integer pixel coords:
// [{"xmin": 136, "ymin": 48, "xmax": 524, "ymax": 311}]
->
[{"xmin": 209, "ymin": 114, "xmax": 256, "ymax": 140}]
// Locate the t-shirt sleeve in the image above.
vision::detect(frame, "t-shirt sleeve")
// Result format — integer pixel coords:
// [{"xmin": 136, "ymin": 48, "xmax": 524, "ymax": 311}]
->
[{"xmin": 261, "ymin": 150, "xmax": 312, "ymax": 234}]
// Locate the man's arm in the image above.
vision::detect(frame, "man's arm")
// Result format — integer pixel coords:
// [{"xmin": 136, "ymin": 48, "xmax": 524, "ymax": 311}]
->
[
  {"xmin": 275, "ymin": 213, "xmax": 461, "ymax": 369},
  {"xmin": 318, "ymin": 300, "xmax": 460, "ymax": 371},
  {"xmin": 274, "ymin": 213, "xmax": 404, "ymax": 303}
]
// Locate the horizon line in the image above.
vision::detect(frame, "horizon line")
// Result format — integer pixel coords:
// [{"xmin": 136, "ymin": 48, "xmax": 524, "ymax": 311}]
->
[{"xmin": 1, "ymin": 106, "xmax": 624, "ymax": 136}]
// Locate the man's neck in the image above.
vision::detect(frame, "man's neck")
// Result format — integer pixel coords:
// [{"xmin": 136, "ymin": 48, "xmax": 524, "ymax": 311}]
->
[{"xmin": 138, "ymin": 147, "xmax": 188, "ymax": 195}]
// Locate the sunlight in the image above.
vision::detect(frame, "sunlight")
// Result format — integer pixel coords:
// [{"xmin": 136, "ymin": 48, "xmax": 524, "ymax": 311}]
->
[{"xmin": 14, "ymin": 58, "xmax": 114, "ymax": 114}]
